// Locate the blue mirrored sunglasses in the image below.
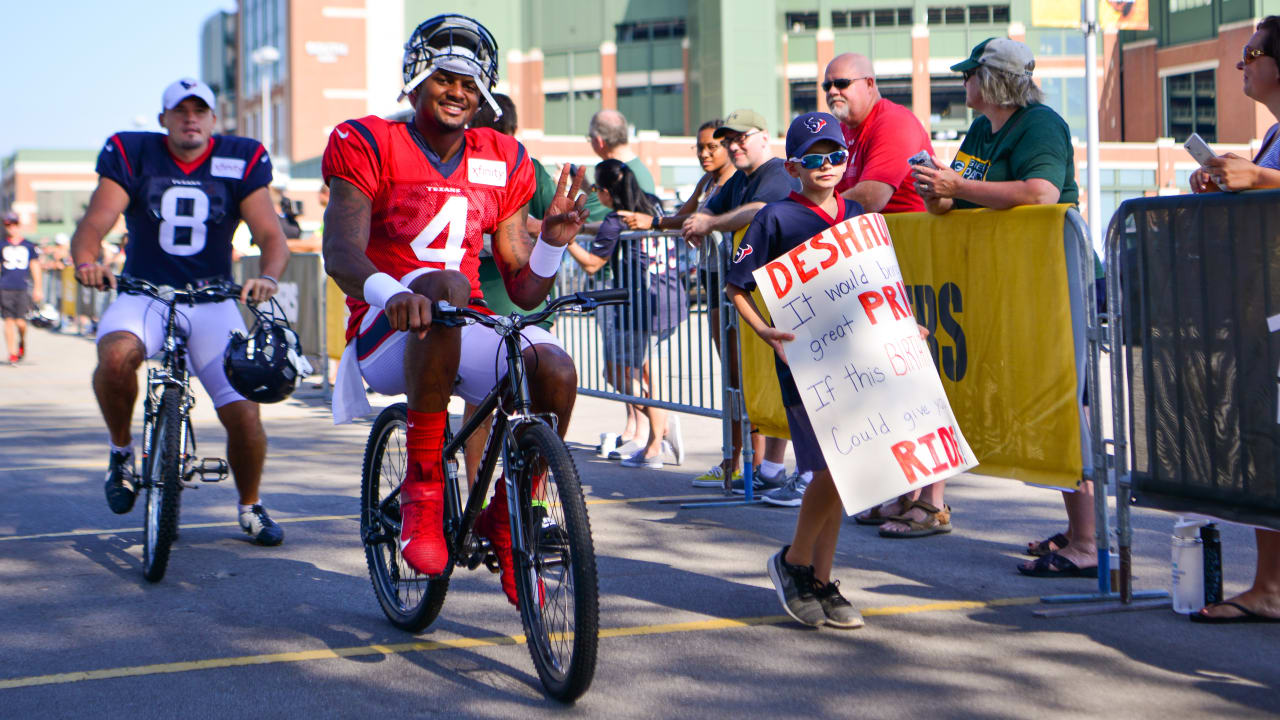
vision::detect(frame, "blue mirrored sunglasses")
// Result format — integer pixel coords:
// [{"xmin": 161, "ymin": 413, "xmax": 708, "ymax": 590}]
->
[{"xmin": 789, "ymin": 150, "xmax": 849, "ymax": 169}]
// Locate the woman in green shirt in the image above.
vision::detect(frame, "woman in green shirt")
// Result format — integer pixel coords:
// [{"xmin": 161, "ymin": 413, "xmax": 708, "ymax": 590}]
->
[
  {"xmin": 911, "ymin": 38, "xmax": 1094, "ymax": 579},
  {"xmin": 911, "ymin": 37, "xmax": 1078, "ymax": 213}
]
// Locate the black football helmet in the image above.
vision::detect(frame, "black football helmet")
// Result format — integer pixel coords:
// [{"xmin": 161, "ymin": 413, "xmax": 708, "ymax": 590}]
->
[
  {"xmin": 400, "ymin": 13, "xmax": 502, "ymax": 117},
  {"xmin": 223, "ymin": 301, "xmax": 312, "ymax": 404}
]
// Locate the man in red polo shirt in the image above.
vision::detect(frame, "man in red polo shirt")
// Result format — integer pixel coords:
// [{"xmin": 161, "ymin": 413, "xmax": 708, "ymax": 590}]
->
[
  {"xmin": 824, "ymin": 53, "xmax": 952, "ymax": 537},
  {"xmin": 826, "ymin": 53, "xmax": 933, "ymax": 214}
]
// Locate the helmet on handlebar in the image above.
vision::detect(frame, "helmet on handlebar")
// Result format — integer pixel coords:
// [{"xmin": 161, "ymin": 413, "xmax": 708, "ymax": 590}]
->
[{"xmin": 223, "ymin": 300, "xmax": 312, "ymax": 404}]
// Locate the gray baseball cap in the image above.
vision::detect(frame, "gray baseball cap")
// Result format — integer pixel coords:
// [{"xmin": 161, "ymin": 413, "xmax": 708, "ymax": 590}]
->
[
  {"xmin": 951, "ymin": 37, "xmax": 1035, "ymax": 77},
  {"xmin": 713, "ymin": 108, "xmax": 768, "ymax": 138}
]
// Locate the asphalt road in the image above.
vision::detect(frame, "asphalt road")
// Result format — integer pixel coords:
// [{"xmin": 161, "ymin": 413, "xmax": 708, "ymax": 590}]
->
[{"xmin": 1, "ymin": 327, "xmax": 1276, "ymax": 719}]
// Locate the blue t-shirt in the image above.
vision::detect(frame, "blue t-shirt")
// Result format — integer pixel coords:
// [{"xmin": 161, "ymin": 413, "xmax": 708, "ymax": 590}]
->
[
  {"xmin": 0, "ymin": 239, "xmax": 39, "ymax": 290},
  {"xmin": 96, "ymin": 132, "xmax": 273, "ymax": 286},
  {"xmin": 725, "ymin": 191, "xmax": 865, "ymax": 406},
  {"xmin": 704, "ymin": 158, "xmax": 800, "ymax": 216},
  {"xmin": 590, "ymin": 200, "xmax": 688, "ymax": 336}
]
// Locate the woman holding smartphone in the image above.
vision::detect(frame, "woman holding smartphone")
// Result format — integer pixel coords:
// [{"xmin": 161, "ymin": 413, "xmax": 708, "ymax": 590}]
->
[{"xmin": 1186, "ymin": 16, "xmax": 1280, "ymax": 624}]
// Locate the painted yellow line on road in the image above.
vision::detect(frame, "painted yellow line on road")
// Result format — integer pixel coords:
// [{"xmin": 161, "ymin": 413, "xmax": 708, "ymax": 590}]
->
[
  {"xmin": 0, "ymin": 596, "xmax": 1040, "ymax": 690},
  {"xmin": 0, "ymin": 494, "xmax": 704, "ymax": 542}
]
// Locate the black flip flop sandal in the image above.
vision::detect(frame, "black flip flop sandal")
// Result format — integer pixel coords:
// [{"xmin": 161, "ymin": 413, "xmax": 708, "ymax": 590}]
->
[
  {"xmin": 1189, "ymin": 601, "xmax": 1280, "ymax": 624},
  {"xmin": 1017, "ymin": 551, "xmax": 1098, "ymax": 578}
]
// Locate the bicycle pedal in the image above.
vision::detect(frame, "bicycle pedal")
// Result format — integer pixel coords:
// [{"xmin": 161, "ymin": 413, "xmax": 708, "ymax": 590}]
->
[
  {"xmin": 483, "ymin": 553, "xmax": 501, "ymax": 574},
  {"xmin": 188, "ymin": 457, "xmax": 229, "ymax": 482}
]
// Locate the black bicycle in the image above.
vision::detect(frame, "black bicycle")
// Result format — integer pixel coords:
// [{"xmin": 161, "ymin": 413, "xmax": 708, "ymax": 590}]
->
[
  {"xmin": 114, "ymin": 277, "xmax": 242, "ymax": 582},
  {"xmin": 360, "ymin": 288, "xmax": 627, "ymax": 702}
]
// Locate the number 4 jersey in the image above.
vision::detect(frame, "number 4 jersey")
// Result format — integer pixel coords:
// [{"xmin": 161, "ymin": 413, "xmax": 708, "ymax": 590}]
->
[
  {"xmin": 321, "ymin": 116, "xmax": 535, "ymax": 341},
  {"xmin": 96, "ymin": 132, "xmax": 272, "ymax": 285}
]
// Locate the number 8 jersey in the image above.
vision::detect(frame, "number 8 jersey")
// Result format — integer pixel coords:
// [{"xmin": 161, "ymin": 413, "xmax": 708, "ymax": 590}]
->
[
  {"xmin": 321, "ymin": 116, "xmax": 535, "ymax": 340},
  {"xmin": 96, "ymin": 132, "xmax": 272, "ymax": 285}
]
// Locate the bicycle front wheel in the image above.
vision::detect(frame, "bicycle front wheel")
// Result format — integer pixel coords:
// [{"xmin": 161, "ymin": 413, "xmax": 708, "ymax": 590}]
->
[
  {"xmin": 360, "ymin": 403, "xmax": 449, "ymax": 631},
  {"xmin": 142, "ymin": 387, "xmax": 183, "ymax": 583},
  {"xmin": 511, "ymin": 422, "xmax": 599, "ymax": 703}
]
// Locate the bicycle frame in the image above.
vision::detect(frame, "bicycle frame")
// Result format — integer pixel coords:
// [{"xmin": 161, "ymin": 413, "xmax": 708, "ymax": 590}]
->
[
  {"xmin": 378, "ymin": 315, "xmax": 556, "ymax": 572},
  {"xmin": 139, "ymin": 300, "xmax": 197, "ymax": 488}
]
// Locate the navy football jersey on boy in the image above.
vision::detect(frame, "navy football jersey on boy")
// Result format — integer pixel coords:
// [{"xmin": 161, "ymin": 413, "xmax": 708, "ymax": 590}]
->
[
  {"xmin": 96, "ymin": 132, "xmax": 272, "ymax": 285},
  {"xmin": 1, "ymin": 239, "xmax": 39, "ymax": 290},
  {"xmin": 725, "ymin": 191, "xmax": 864, "ymax": 406}
]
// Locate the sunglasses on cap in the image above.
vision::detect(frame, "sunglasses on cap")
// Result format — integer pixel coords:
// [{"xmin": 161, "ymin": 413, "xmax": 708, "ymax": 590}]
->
[
  {"xmin": 821, "ymin": 77, "xmax": 870, "ymax": 93},
  {"xmin": 788, "ymin": 150, "xmax": 849, "ymax": 169}
]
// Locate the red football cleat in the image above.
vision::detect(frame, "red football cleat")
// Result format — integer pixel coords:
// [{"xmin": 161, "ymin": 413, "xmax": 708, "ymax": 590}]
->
[
  {"xmin": 398, "ymin": 461, "xmax": 448, "ymax": 576},
  {"xmin": 475, "ymin": 480, "xmax": 520, "ymax": 606}
]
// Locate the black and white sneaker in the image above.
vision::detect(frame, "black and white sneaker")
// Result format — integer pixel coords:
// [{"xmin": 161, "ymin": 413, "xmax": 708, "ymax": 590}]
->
[
  {"xmin": 814, "ymin": 580, "xmax": 865, "ymax": 629},
  {"xmin": 103, "ymin": 450, "xmax": 137, "ymax": 515},
  {"xmin": 767, "ymin": 545, "xmax": 826, "ymax": 627},
  {"xmin": 239, "ymin": 504, "xmax": 284, "ymax": 546}
]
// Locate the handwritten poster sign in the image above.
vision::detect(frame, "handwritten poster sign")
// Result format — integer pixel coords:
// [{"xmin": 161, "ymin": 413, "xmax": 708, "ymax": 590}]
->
[{"xmin": 751, "ymin": 213, "xmax": 978, "ymax": 515}]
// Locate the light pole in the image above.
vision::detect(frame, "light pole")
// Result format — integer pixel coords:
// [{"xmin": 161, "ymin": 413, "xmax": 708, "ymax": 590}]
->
[{"xmin": 251, "ymin": 45, "xmax": 280, "ymax": 158}]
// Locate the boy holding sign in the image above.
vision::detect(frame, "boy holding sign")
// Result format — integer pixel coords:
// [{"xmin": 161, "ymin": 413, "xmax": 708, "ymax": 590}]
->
[{"xmin": 725, "ymin": 112, "xmax": 867, "ymax": 628}]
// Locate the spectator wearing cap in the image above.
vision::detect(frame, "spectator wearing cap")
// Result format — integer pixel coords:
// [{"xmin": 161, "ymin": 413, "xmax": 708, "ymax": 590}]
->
[
  {"xmin": 583, "ymin": 109, "xmax": 656, "ymax": 223},
  {"xmin": 1, "ymin": 211, "xmax": 41, "ymax": 365},
  {"xmin": 825, "ymin": 53, "xmax": 934, "ymax": 215},
  {"xmin": 682, "ymin": 109, "xmax": 802, "ymax": 494},
  {"xmin": 911, "ymin": 38, "xmax": 1091, "ymax": 579}
]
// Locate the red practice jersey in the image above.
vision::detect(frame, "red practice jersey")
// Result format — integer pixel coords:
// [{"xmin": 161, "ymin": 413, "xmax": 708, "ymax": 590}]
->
[{"xmin": 322, "ymin": 115, "xmax": 536, "ymax": 340}]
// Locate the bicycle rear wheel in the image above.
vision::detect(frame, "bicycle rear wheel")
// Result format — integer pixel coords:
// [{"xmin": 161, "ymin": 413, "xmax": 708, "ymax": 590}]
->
[
  {"xmin": 142, "ymin": 387, "xmax": 183, "ymax": 583},
  {"xmin": 511, "ymin": 422, "xmax": 599, "ymax": 702},
  {"xmin": 360, "ymin": 403, "xmax": 450, "ymax": 631}
]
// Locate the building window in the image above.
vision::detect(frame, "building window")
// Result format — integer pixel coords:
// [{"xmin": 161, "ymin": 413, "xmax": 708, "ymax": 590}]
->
[
  {"xmin": 616, "ymin": 19, "xmax": 685, "ymax": 43},
  {"xmin": 786, "ymin": 11, "xmax": 820, "ymax": 32},
  {"xmin": 927, "ymin": 5, "xmax": 1009, "ymax": 25},
  {"xmin": 1165, "ymin": 69, "xmax": 1216, "ymax": 142},
  {"xmin": 790, "ymin": 80, "xmax": 818, "ymax": 117},
  {"xmin": 35, "ymin": 190, "xmax": 92, "ymax": 225},
  {"xmin": 1171, "ymin": 0, "xmax": 1211, "ymax": 10}
]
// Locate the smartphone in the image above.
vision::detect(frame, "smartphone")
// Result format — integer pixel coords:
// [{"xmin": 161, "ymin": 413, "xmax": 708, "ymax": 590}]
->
[
  {"xmin": 1184, "ymin": 133, "xmax": 1229, "ymax": 191},
  {"xmin": 1183, "ymin": 133, "xmax": 1216, "ymax": 166},
  {"xmin": 907, "ymin": 150, "xmax": 937, "ymax": 170}
]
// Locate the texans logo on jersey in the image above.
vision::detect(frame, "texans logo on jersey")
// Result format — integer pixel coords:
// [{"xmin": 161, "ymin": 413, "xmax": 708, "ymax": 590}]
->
[
  {"xmin": 804, "ymin": 116, "xmax": 827, "ymax": 133},
  {"xmin": 733, "ymin": 244, "xmax": 754, "ymax": 264}
]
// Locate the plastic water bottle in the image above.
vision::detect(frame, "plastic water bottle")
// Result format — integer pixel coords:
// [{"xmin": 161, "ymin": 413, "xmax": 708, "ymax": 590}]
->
[{"xmin": 1171, "ymin": 517, "xmax": 1206, "ymax": 614}]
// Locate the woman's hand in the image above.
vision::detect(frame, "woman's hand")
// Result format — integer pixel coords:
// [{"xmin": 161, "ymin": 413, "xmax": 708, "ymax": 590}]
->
[
  {"xmin": 1203, "ymin": 153, "xmax": 1260, "ymax": 192},
  {"xmin": 1189, "ymin": 167, "xmax": 1215, "ymax": 194},
  {"xmin": 910, "ymin": 157, "xmax": 964, "ymax": 199},
  {"xmin": 617, "ymin": 210, "xmax": 654, "ymax": 230}
]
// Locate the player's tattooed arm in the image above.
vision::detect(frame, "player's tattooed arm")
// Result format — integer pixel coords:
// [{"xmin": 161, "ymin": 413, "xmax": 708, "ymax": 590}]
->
[
  {"xmin": 492, "ymin": 210, "xmax": 549, "ymax": 310},
  {"xmin": 322, "ymin": 178, "xmax": 381, "ymax": 299}
]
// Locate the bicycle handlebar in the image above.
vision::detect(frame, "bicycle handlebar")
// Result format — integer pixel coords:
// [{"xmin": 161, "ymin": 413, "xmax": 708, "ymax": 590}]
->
[
  {"xmin": 433, "ymin": 289, "xmax": 628, "ymax": 330},
  {"xmin": 115, "ymin": 276, "xmax": 245, "ymax": 305}
]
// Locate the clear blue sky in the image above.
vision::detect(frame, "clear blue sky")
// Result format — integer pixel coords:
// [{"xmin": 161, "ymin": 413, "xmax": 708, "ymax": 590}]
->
[{"xmin": 0, "ymin": 1, "xmax": 237, "ymax": 158}]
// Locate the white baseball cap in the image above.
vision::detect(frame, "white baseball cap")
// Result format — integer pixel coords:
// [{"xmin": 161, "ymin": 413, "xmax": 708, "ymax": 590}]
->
[{"xmin": 162, "ymin": 78, "xmax": 216, "ymax": 111}]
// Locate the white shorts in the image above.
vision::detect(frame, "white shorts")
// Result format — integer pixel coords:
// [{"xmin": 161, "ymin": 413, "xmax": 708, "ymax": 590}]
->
[
  {"xmin": 96, "ymin": 292, "xmax": 247, "ymax": 408},
  {"xmin": 353, "ymin": 307, "xmax": 563, "ymax": 405}
]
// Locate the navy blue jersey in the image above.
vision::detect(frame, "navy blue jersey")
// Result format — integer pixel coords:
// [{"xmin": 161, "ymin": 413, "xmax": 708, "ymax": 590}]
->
[
  {"xmin": 725, "ymin": 191, "xmax": 864, "ymax": 406},
  {"xmin": 703, "ymin": 158, "xmax": 799, "ymax": 216},
  {"xmin": 96, "ymin": 132, "xmax": 272, "ymax": 285},
  {"xmin": 0, "ymin": 239, "xmax": 39, "ymax": 290}
]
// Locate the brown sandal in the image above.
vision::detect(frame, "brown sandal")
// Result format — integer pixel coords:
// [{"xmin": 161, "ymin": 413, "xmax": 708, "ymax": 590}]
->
[
  {"xmin": 854, "ymin": 499, "xmax": 903, "ymax": 526},
  {"xmin": 878, "ymin": 500, "xmax": 952, "ymax": 538}
]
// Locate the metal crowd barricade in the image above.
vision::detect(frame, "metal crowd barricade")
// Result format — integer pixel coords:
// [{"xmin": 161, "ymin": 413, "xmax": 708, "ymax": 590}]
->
[
  {"xmin": 554, "ymin": 229, "xmax": 752, "ymax": 493},
  {"xmin": 1105, "ymin": 191, "xmax": 1280, "ymax": 607}
]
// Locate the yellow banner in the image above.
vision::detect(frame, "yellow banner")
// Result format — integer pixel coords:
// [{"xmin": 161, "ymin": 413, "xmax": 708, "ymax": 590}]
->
[
  {"xmin": 738, "ymin": 205, "xmax": 1083, "ymax": 488},
  {"xmin": 326, "ymin": 276, "xmax": 348, "ymax": 360},
  {"xmin": 1031, "ymin": 1, "xmax": 1148, "ymax": 30}
]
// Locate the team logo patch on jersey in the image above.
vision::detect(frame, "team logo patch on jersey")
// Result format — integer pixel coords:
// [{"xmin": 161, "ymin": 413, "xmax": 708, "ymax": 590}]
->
[
  {"xmin": 211, "ymin": 157, "xmax": 247, "ymax": 179},
  {"xmin": 733, "ymin": 244, "xmax": 754, "ymax": 264},
  {"xmin": 468, "ymin": 158, "xmax": 507, "ymax": 186}
]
